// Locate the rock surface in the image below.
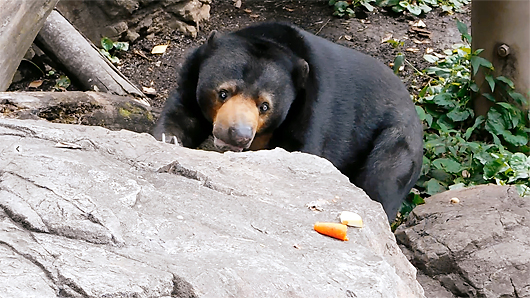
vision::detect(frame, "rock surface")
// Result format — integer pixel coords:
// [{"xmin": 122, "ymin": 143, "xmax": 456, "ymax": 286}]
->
[
  {"xmin": 0, "ymin": 91, "xmax": 154, "ymax": 133},
  {"xmin": 0, "ymin": 117, "xmax": 424, "ymax": 297},
  {"xmin": 56, "ymin": 0, "xmax": 211, "ymax": 43},
  {"xmin": 397, "ymin": 185, "xmax": 530, "ymax": 298}
]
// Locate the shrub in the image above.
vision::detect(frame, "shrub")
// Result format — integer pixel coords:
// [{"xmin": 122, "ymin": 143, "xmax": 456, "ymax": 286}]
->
[
  {"xmin": 394, "ymin": 21, "xmax": 529, "ymax": 227},
  {"xmin": 330, "ymin": 0, "xmax": 470, "ymax": 16}
]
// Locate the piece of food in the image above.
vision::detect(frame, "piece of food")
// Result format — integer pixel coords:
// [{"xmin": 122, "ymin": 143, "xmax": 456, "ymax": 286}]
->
[
  {"xmin": 151, "ymin": 44, "xmax": 168, "ymax": 54},
  {"xmin": 314, "ymin": 222, "xmax": 348, "ymax": 241},
  {"xmin": 450, "ymin": 197, "xmax": 460, "ymax": 204},
  {"xmin": 339, "ymin": 211, "xmax": 364, "ymax": 228}
]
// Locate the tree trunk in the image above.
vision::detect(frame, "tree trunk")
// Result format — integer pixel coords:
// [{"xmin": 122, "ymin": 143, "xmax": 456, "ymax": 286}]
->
[
  {"xmin": 0, "ymin": 0, "xmax": 60, "ymax": 91},
  {"xmin": 471, "ymin": 0, "xmax": 530, "ymax": 116},
  {"xmin": 35, "ymin": 10, "xmax": 149, "ymax": 105}
]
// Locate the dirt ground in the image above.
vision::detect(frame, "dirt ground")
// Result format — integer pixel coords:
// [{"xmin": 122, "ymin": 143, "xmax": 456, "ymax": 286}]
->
[{"xmin": 9, "ymin": 0, "xmax": 471, "ymax": 118}]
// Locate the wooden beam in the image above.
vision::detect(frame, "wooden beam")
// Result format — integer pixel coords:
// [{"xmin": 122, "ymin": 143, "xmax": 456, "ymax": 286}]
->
[
  {"xmin": 0, "ymin": 0, "xmax": 60, "ymax": 91},
  {"xmin": 35, "ymin": 10, "xmax": 149, "ymax": 105}
]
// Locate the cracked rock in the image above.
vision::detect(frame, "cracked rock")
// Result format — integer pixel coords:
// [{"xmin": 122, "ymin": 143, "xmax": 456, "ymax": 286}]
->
[
  {"xmin": 397, "ymin": 185, "xmax": 530, "ymax": 298},
  {"xmin": 0, "ymin": 118, "xmax": 424, "ymax": 297}
]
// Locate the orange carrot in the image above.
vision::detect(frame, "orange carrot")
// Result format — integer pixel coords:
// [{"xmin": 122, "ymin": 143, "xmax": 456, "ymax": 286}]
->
[{"xmin": 314, "ymin": 222, "xmax": 349, "ymax": 241}]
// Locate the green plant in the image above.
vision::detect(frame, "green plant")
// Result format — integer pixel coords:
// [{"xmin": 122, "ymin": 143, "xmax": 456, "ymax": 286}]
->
[
  {"xmin": 329, "ymin": 0, "xmax": 375, "ymax": 17},
  {"xmin": 331, "ymin": 0, "xmax": 469, "ymax": 17},
  {"xmin": 379, "ymin": 0, "xmax": 470, "ymax": 15},
  {"xmin": 383, "ymin": 38, "xmax": 406, "ymax": 74},
  {"xmin": 414, "ymin": 20, "xmax": 529, "ymax": 200},
  {"xmin": 393, "ymin": 21, "xmax": 529, "ymax": 228},
  {"xmin": 377, "ymin": 0, "xmax": 433, "ymax": 15},
  {"xmin": 100, "ymin": 37, "xmax": 129, "ymax": 64},
  {"xmin": 54, "ymin": 75, "xmax": 71, "ymax": 91}
]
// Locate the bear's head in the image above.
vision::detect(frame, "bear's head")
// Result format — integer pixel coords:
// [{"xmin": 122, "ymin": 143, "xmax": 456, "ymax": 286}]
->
[{"xmin": 195, "ymin": 31, "xmax": 309, "ymax": 152}]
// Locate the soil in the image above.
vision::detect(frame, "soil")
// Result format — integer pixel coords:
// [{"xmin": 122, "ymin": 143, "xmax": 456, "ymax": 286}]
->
[{"xmin": 9, "ymin": 0, "xmax": 471, "ymax": 120}]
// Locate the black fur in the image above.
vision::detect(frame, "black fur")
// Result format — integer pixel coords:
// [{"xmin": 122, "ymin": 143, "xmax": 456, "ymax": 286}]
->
[{"xmin": 154, "ymin": 23, "xmax": 423, "ymax": 220}]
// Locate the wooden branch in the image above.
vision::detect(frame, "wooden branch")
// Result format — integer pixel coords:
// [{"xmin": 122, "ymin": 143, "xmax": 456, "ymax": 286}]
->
[
  {"xmin": 0, "ymin": 91, "xmax": 154, "ymax": 133},
  {"xmin": 35, "ymin": 10, "xmax": 149, "ymax": 106},
  {"xmin": 0, "ymin": 0, "xmax": 60, "ymax": 91}
]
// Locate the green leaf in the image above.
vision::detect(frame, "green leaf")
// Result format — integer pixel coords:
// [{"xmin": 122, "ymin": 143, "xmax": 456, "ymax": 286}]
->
[
  {"xmin": 470, "ymin": 82, "xmax": 479, "ymax": 92},
  {"xmin": 509, "ymin": 153, "xmax": 530, "ymax": 180},
  {"xmin": 415, "ymin": 105, "xmax": 426, "ymax": 121},
  {"xmin": 496, "ymin": 102, "xmax": 519, "ymax": 127},
  {"xmin": 484, "ymin": 157, "xmax": 507, "ymax": 179},
  {"xmin": 335, "ymin": 1, "xmax": 349, "ymax": 9},
  {"xmin": 113, "ymin": 41, "xmax": 129, "ymax": 51},
  {"xmin": 470, "ymin": 56, "xmax": 493, "ymax": 76},
  {"xmin": 386, "ymin": 0, "xmax": 401, "ymax": 5},
  {"xmin": 515, "ymin": 184, "xmax": 530, "ymax": 197},
  {"xmin": 495, "ymin": 76, "xmax": 515, "ymax": 89},
  {"xmin": 485, "ymin": 107, "xmax": 506, "ymax": 134},
  {"xmin": 456, "ymin": 20, "xmax": 471, "ymax": 42},
  {"xmin": 482, "ymin": 93, "xmax": 496, "ymax": 102},
  {"xmin": 419, "ymin": 4, "xmax": 432, "ymax": 13},
  {"xmin": 433, "ymin": 93, "xmax": 455, "ymax": 107},
  {"xmin": 447, "ymin": 107, "xmax": 471, "ymax": 122},
  {"xmin": 425, "ymin": 113, "xmax": 433, "ymax": 127},
  {"xmin": 456, "ymin": 20, "xmax": 468, "ymax": 35},
  {"xmin": 432, "ymin": 158, "xmax": 464, "ymax": 173},
  {"xmin": 464, "ymin": 116, "xmax": 485, "ymax": 140},
  {"xmin": 55, "ymin": 75, "xmax": 71, "ymax": 89},
  {"xmin": 101, "ymin": 37, "xmax": 114, "ymax": 51},
  {"xmin": 407, "ymin": 4, "xmax": 422, "ymax": 15},
  {"xmin": 442, "ymin": 4, "xmax": 453, "ymax": 12},
  {"xmin": 485, "ymin": 75, "xmax": 495, "ymax": 92},
  {"xmin": 507, "ymin": 91, "xmax": 528, "ymax": 106},
  {"xmin": 502, "ymin": 130, "xmax": 529, "ymax": 147},
  {"xmin": 426, "ymin": 178, "xmax": 446, "ymax": 195},
  {"xmin": 449, "ymin": 183, "xmax": 466, "ymax": 190},
  {"xmin": 109, "ymin": 56, "xmax": 120, "ymax": 64},
  {"xmin": 424, "ymin": 54, "xmax": 439, "ymax": 63},
  {"xmin": 419, "ymin": 85, "xmax": 429, "ymax": 97},
  {"xmin": 411, "ymin": 193, "xmax": 425, "ymax": 205},
  {"xmin": 100, "ymin": 49, "xmax": 111, "ymax": 58},
  {"xmin": 362, "ymin": 1, "xmax": 375, "ymax": 11},
  {"xmin": 392, "ymin": 4, "xmax": 404, "ymax": 12},
  {"xmin": 393, "ymin": 54, "xmax": 405, "ymax": 74}
]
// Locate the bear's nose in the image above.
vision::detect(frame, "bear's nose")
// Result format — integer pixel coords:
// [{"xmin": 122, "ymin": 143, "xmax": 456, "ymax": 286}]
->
[{"xmin": 228, "ymin": 125, "xmax": 253, "ymax": 147}]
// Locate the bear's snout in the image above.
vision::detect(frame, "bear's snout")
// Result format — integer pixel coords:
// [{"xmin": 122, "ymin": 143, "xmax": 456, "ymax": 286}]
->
[
  {"xmin": 229, "ymin": 125, "xmax": 253, "ymax": 146},
  {"xmin": 212, "ymin": 122, "xmax": 255, "ymax": 151},
  {"xmin": 212, "ymin": 94, "xmax": 259, "ymax": 151}
]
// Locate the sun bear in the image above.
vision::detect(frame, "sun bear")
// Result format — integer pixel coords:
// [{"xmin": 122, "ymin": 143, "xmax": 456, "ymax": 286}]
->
[{"xmin": 153, "ymin": 22, "xmax": 423, "ymax": 220}]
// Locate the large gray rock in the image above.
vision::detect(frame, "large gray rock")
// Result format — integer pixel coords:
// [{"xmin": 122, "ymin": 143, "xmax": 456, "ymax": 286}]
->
[
  {"xmin": 397, "ymin": 185, "xmax": 530, "ymax": 298},
  {"xmin": 0, "ymin": 117, "xmax": 424, "ymax": 297}
]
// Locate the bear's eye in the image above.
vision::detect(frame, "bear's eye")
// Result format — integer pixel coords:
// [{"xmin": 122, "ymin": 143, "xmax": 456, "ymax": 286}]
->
[
  {"xmin": 259, "ymin": 102, "xmax": 270, "ymax": 113},
  {"xmin": 218, "ymin": 90, "xmax": 229, "ymax": 101}
]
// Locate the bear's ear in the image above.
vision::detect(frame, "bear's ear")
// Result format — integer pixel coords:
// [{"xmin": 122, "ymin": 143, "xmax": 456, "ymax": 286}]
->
[
  {"xmin": 293, "ymin": 59, "xmax": 309, "ymax": 89},
  {"xmin": 207, "ymin": 30, "xmax": 218, "ymax": 47}
]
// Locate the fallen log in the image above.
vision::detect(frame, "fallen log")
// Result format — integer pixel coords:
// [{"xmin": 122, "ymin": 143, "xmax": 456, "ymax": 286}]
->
[
  {"xmin": 0, "ymin": 0, "xmax": 59, "ymax": 91},
  {"xmin": 0, "ymin": 91, "xmax": 154, "ymax": 133},
  {"xmin": 35, "ymin": 10, "xmax": 149, "ymax": 106}
]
